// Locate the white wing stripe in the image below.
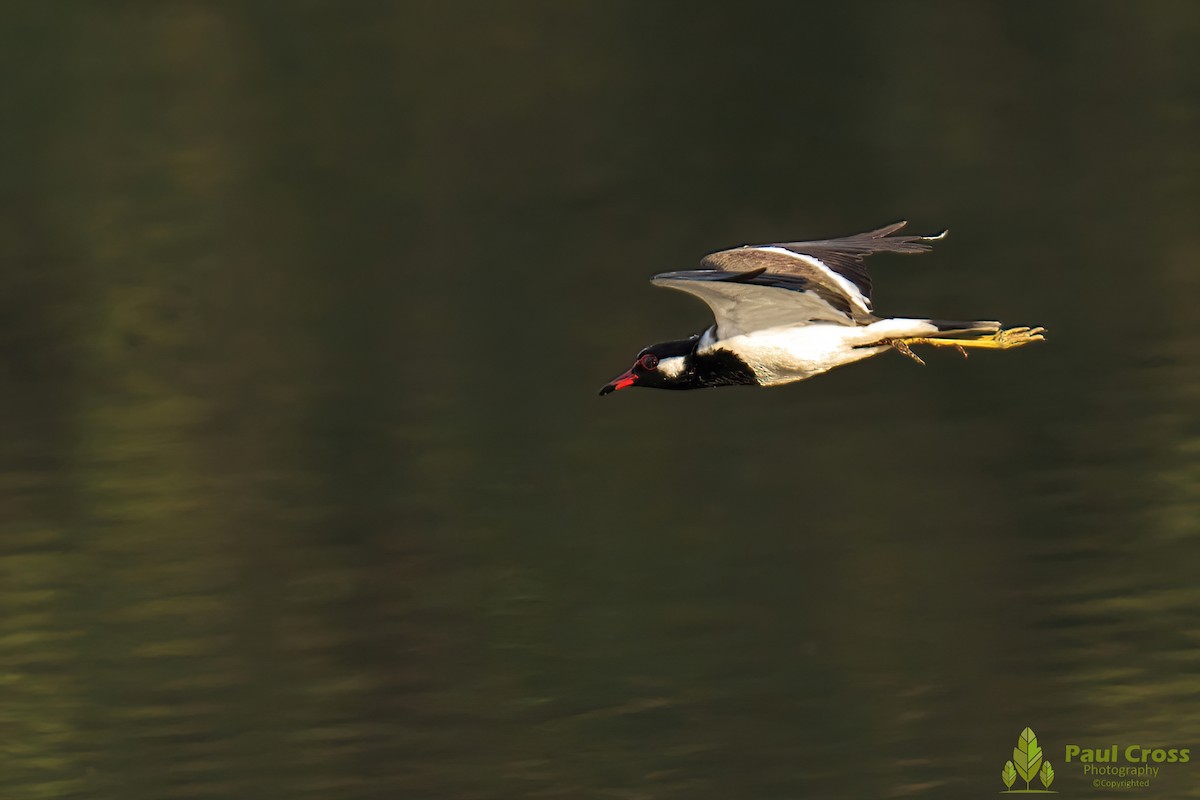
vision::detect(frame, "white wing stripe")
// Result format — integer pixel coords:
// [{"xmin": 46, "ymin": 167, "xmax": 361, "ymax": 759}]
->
[{"xmin": 752, "ymin": 246, "xmax": 872, "ymax": 312}]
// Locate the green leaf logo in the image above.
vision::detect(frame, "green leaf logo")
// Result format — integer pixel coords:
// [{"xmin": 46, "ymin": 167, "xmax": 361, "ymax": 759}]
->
[
  {"xmin": 1040, "ymin": 761, "xmax": 1055, "ymax": 789},
  {"xmin": 998, "ymin": 727, "xmax": 1055, "ymax": 793},
  {"xmin": 1012, "ymin": 727, "xmax": 1044, "ymax": 790},
  {"xmin": 1002, "ymin": 760, "xmax": 1017, "ymax": 789}
]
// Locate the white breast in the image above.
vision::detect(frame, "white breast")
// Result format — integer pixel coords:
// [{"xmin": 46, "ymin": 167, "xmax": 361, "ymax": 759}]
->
[{"xmin": 704, "ymin": 318, "xmax": 939, "ymax": 386}]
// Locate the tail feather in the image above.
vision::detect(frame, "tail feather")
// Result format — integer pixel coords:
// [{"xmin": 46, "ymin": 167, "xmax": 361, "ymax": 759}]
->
[{"xmin": 925, "ymin": 319, "xmax": 1001, "ymax": 337}]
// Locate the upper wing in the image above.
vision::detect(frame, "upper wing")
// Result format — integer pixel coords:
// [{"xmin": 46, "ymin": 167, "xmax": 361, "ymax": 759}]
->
[
  {"xmin": 699, "ymin": 221, "xmax": 945, "ymax": 315},
  {"xmin": 651, "ymin": 269, "xmax": 857, "ymax": 339}
]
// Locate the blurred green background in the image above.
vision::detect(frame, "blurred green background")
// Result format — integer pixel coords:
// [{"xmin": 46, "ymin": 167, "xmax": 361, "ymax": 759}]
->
[{"xmin": 2, "ymin": 2, "xmax": 1198, "ymax": 798}]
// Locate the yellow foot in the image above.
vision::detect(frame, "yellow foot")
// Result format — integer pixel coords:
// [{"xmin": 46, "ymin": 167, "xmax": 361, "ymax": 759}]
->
[
  {"xmin": 889, "ymin": 339, "xmax": 927, "ymax": 365},
  {"xmin": 891, "ymin": 326, "xmax": 1046, "ymax": 360}
]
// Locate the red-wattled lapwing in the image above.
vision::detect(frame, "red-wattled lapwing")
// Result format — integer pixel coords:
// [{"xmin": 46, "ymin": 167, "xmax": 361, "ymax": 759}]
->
[{"xmin": 599, "ymin": 222, "xmax": 1044, "ymax": 395}]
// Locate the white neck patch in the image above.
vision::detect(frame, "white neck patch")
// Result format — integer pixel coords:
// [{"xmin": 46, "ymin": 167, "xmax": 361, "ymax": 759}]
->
[{"xmin": 657, "ymin": 356, "xmax": 686, "ymax": 378}]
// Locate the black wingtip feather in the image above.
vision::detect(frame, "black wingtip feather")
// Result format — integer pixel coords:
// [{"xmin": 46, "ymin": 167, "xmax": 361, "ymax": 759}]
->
[{"xmin": 723, "ymin": 267, "xmax": 768, "ymax": 283}]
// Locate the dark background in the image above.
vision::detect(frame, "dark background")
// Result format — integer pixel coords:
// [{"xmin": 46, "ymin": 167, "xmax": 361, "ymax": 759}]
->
[{"xmin": 2, "ymin": 2, "xmax": 1198, "ymax": 798}]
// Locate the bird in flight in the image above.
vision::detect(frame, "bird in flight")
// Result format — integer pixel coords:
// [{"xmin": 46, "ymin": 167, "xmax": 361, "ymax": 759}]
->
[{"xmin": 599, "ymin": 222, "xmax": 1044, "ymax": 395}]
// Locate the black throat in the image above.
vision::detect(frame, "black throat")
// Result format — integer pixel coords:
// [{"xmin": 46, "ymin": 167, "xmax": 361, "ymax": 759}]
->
[{"xmin": 683, "ymin": 348, "xmax": 759, "ymax": 389}]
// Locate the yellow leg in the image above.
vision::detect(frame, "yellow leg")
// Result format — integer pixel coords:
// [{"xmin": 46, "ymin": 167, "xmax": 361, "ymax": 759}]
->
[{"xmin": 889, "ymin": 326, "xmax": 1046, "ymax": 365}]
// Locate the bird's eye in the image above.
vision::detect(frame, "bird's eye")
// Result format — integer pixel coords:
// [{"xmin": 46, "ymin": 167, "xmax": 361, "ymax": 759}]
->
[{"xmin": 638, "ymin": 353, "xmax": 659, "ymax": 370}]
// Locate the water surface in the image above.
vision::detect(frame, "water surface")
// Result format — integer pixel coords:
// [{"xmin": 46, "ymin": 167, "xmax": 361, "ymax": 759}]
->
[{"xmin": 2, "ymin": 3, "xmax": 1199, "ymax": 798}]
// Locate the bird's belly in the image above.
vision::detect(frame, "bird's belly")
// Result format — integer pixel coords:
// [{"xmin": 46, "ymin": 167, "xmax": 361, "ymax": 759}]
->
[{"xmin": 710, "ymin": 325, "xmax": 884, "ymax": 386}]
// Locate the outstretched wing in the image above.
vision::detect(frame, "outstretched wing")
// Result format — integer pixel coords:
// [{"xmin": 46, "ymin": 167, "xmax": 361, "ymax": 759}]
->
[
  {"xmin": 651, "ymin": 269, "xmax": 857, "ymax": 339},
  {"xmin": 699, "ymin": 221, "xmax": 945, "ymax": 316}
]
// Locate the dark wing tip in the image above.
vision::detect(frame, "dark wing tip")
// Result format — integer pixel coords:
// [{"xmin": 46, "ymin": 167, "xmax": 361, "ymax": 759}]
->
[
  {"xmin": 867, "ymin": 220, "xmax": 909, "ymax": 238},
  {"xmin": 853, "ymin": 221, "xmax": 947, "ymax": 253},
  {"xmin": 721, "ymin": 267, "xmax": 768, "ymax": 283},
  {"xmin": 864, "ymin": 221, "xmax": 944, "ymax": 240},
  {"xmin": 652, "ymin": 268, "xmax": 766, "ymax": 284}
]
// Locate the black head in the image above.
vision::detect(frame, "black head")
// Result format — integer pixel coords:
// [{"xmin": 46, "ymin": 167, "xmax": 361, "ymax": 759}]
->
[
  {"xmin": 598, "ymin": 336, "xmax": 700, "ymax": 395},
  {"xmin": 599, "ymin": 333, "xmax": 760, "ymax": 395}
]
